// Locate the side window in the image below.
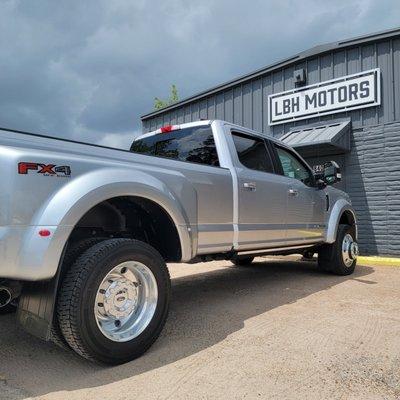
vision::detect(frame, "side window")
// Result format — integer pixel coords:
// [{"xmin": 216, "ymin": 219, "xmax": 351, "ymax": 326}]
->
[
  {"xmin": 232, "ymin": 132, "xmax": 274, "ymax": 173},
  {"xmin": 130, "ymin": 126, "xmax": 219, "ymax": 167},
  {"xmin": 274, "ymin": 146, "xmax": 313, "ymax": 186}
]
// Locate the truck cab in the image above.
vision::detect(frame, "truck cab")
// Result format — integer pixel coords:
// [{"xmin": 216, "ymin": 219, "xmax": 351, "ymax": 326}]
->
[{"xmin": 131, "ymin": 120, "xmax": 354, "ymax": 258}]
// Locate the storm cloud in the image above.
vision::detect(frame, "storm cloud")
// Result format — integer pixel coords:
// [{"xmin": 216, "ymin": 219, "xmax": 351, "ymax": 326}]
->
[{"xmin": 0, "ymin": 0, "xmax": 399, "ymax": 149}]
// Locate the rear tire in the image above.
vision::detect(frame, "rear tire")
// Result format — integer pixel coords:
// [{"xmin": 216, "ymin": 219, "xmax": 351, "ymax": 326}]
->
[
  {"xmin": 231, "ymin": 256, "xmax": 255, "ymax": 266},
  {"xmin": 318, "ymin": 224, "xmax": 358, "ymax": 276},
  {"xmin": 57, "ymin": 239, "xmax": 170, "ymax": 364},
  {"xmin": 51, "ymin": 237, "xmax": 106, "ymax": 349}
]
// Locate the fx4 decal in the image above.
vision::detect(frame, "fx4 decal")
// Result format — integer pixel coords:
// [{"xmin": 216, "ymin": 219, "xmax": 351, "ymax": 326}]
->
[{"xmin": 18, "ymin": 162, "xmax": 71, "ymax": 177}]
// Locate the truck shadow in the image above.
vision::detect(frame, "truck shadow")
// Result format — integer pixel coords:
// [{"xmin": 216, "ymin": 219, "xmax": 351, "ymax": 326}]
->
[{"xmin": 0, "ymin": 259, "xmax": 374, "ymax": 399}]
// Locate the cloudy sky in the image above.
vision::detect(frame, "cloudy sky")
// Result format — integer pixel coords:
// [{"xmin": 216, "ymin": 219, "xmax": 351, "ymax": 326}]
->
[{"xmin": 1, "ymin": 0, "xmax": 399, "ymax": 149}]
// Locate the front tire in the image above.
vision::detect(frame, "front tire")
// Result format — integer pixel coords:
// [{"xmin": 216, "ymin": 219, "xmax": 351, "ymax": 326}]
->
[
  {"xmin": 318, "ymin": 224, "xmax": 358, "ymax": 276},
  {"xmin": 57, "ymin": 239, "xmax": 171, "ymax": 364}
]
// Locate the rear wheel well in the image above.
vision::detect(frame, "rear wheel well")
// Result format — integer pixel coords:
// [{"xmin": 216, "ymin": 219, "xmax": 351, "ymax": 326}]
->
[{"xmin": 66, "ymin": 196, "xmax": 182, "ymax": 262}]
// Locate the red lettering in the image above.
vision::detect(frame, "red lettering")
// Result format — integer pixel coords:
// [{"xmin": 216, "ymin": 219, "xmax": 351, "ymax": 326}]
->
[
  {"xmin": 38, "ymin": 164, "xmax": 56, "ymax": 174},
  {"xmin": 18, "ymin": 162, "xmax": 39, "ymax": 174}
]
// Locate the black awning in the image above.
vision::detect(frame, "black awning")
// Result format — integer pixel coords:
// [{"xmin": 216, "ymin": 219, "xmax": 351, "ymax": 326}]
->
[{"xmin": 280, "ymin": 120, "xmax": 351, "ymax": 157}]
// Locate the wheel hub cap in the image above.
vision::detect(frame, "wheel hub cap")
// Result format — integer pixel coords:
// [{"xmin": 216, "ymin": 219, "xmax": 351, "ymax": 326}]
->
[
  {"xmin": 94, "ymin": 261, "xmax": 158, "ymax": 342},
  {"xmin": 342, "ymin": 233, "xmax": 358, "ymax": 267},
  {"xmin": 103, "ymin": 279, "xmax": 139, "ymax": 319}
]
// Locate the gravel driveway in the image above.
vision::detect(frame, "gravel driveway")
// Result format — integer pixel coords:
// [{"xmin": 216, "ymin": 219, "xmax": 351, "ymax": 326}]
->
[{"xmin": 0, "ymin": 257, "xmax": 399, "ymax": 400}]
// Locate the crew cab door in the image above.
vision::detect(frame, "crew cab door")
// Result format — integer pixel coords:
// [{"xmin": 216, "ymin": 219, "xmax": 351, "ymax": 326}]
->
[
  {"xmin": 228, "ymin": 131, "xmax": 288, "ymax": 251},
  {"xmin": 271, "ymin": 143, "xmax": 325, "ymax": 245}
]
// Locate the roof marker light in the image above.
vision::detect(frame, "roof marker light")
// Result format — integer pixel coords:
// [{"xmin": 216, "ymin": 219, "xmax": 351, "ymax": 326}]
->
[
  {"xmin": 160, "ymin": 125, "xmax": 173, "ymax": 133},
  {"xmin": 156, "ymin": 125, "xmax": 181, "ymax": 134}
]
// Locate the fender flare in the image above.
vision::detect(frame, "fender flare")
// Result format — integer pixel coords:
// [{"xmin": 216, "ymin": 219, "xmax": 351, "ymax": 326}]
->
[
  {"xmin": 17, "ymin": 168, "xmax": 196, "ymax": 281},
  {"xmin": 325, "ymin": 199, "xmax": 357, "ymax": 244}
]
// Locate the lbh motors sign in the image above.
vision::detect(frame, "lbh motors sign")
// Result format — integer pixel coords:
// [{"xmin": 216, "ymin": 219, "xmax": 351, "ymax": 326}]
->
[{"xmin": 268, "ymin": 69, "xmax": 380, "ymax": 125}]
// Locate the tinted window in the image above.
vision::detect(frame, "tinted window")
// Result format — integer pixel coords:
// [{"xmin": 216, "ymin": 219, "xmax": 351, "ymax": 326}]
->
[
  {"xmin": 130, "ymin": 126, "xmax": 219, "ymax": 167},
  {"xmin": 275, "ymin": 146, "xmax": 313, "ymax": 186},
  {"xmin": 232, "ymin": 132, "xmax": 274, "ymax": 173}
]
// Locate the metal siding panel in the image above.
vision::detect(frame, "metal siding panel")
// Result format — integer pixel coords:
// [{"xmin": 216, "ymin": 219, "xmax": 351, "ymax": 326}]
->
[
  {"xmin": 242, "ymin": 82, "xmax": 252, "ymax": 129},
  {"xmin": 216, "ymin": 93, "xmax": 224, "ymax": 119},
  {"xmin": 307, "ymin": 58, "xmax": 319, "ymax": 84},
  {"xmin": 302, "ymin": 58, "xmax": 320, "ymax": 128},
  {"xmin": 177, "ymin": 108, "xmax": 185, "ymax": 124},
  {"xmin": 184, "ymin": 105, "xmax": 191, "ymax": 123},
  {"xmin": 320, "ymin": 53, "xmax": 333, "ymax": 81},
  {"xmin": 377, "ymin": 41, "xmax": 394, "ymax": 124},
  {"xmin": 262, "ymin": 75, "xmax": 272, "ymax": 135},
  {"xmin": 292, "ymin": 62, "xmax": 307, "ymax": 130},
  {"xmin": 162, "ymin": 112, "xmax": 170, "ymax": 126},
  {"xmin": 150, "ymin": 118, "xmax": 156, "ymax": 131},
  {"xmin": 233, "ymin": 86, "xmax": 242, "ymax": 126},
  {"xmin": 282, "ymin": 67, "xmax": 295, "ymax": 133},
  {"xmin": 361, "ymin": 44, "xmax": 378, "ymax": 126},
  {"xmin": 272, "ymin": 71, "xmax": 284, "ymax": 137},
  {"xmin": 347, "ymin": 47, "xmax": 362, "ymax": 127},
  {"xmin": 252, "ymin": 79, "xmax": 262, "ymax": 132},
  {"xmin": 199, "ymin": 99, "xmax": 207, "ymax": 120},
  {"xmin": 394, "ymin": 39, "xmax": 400, "ymax": 121},
  {"xmin": 170, "ymin": 110, "xmax": 177, "ymax": 125},
  {"xmin": 283, "ymin": 66, "xmax": 294, "ymax": 90},
  {"xmin": 224, "ymin": 89, "xmax": 233, "ymax": 123},
  {"xmin": 319, "ymin": 54, "xmax": 335, "ymax": 123},
  {"xmin": 332, "ymin": 50, "xmax": 348, "ymax": 121},
  {"xmin": 333, "ymin": 50, "xmax": 346, "ymax": 77},
  {"xmin": 142, "ymin": 120, "xmax": 150, "ymax": 132},
  {"xmin": 156, "ymin": 115, "xmax": 163, "ymax": 129},
  {"xmin": 207, "ymin": 96, "xmax": 216, "ymax": 120},
  {"xmin": 191, "ymin": 101, "xmax": 200, "ymax": 121}
]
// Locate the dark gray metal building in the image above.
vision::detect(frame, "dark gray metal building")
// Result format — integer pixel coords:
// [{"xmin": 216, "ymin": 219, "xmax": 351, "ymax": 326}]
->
[{"xmin": 141, "ymin": 27, "xmax": 400, "ymax": 257}]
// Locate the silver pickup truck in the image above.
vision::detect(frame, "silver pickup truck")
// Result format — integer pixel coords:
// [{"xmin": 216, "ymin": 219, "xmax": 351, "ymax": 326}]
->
[{"xmin": 0, "ymin": 119, "xmax": 358, "ymax": 364}]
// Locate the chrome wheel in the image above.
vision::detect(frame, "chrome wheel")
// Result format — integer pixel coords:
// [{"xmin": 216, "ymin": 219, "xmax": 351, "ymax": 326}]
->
[
  {"xmin": 94, "ymin": 261, "xmax": 158, "ymax": 342},
  {"xmin": 342, "ymin": 233, "xmax": 358, "ymax": 267}
]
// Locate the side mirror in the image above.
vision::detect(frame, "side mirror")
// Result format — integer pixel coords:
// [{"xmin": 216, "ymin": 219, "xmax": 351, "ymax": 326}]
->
[{"xmin": 313, "ymin": 161, "xmax": 341, "ymax": 187}]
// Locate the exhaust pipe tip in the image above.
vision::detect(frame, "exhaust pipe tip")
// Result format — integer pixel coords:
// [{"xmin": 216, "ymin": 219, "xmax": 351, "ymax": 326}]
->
[{"xmin": 0, "ymin": 287, "xmax": 12, "ymax": 308}]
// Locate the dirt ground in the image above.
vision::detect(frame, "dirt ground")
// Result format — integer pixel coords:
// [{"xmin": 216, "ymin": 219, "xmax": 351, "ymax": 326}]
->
[{"xmin": 1, "ymin": 257, "xmax": 400, "ymax": 400}]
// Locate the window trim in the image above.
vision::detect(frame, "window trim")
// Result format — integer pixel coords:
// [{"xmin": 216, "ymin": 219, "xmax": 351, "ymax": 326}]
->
[
  {"xmin": 230, "ymin": 130, "xmax": 276, "ymax": 175},
  {"xmin": 271, "ymin": 142, "xmax": 316, "ymax": 187}
]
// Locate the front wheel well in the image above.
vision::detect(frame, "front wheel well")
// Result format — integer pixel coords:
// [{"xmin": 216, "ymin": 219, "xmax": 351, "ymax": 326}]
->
[
  {"xmin": 337, "ymin": 210, "xmax": 357, "ymax": 241},
  {"xmin": 66, "ymin": 196, "xmax": 182, "ymax": 262}
]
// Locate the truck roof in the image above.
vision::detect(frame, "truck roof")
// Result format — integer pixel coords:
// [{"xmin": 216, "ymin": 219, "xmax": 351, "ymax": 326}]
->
[{"xmin": 134, "ymin": 119, "xmax": 281, "ymax": 145}]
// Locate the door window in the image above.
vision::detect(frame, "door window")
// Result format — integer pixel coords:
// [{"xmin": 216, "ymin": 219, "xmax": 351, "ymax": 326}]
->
[
  {"xmin": 232, "ymin": 132, "xmax": 274, "ymax": 173},
  {"xmin": 274, "ymin": 146, "xmax": 314, "ymax": 186}
]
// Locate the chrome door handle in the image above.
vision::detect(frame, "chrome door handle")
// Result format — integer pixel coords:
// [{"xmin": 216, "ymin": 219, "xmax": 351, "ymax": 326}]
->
[
  {"xmin": 243, "ymin": 182, "xmax": 257, "ymax": 191},
  {"xmin": 288, "ymin": 188, "xmax": 299, "ymax": 196}
]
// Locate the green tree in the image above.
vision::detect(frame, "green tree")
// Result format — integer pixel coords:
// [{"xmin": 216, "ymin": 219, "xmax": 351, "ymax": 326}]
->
[{"xmin": 154, "ymin": 84, "xmax": 179, "ymax": 110}]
